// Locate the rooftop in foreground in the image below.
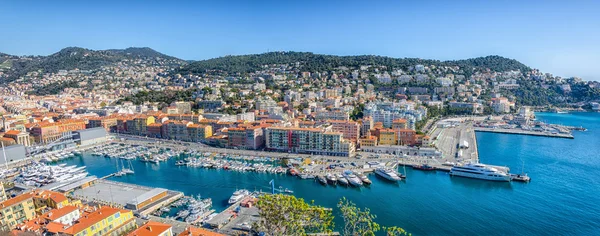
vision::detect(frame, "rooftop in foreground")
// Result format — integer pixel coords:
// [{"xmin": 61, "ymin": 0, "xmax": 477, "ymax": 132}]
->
[{"xmin": 71, "ymin": 179, "xmax": 155, "ymax": 207}]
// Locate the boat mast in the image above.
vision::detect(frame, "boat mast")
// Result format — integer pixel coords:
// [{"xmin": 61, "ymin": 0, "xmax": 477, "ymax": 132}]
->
[{"xmin": 1, "ymin": 142, "xmax": 7, "ymax": 170}]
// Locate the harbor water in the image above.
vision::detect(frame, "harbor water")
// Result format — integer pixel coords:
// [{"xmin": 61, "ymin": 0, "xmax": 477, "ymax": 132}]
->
[{"xmin": 58, "ymin": 112, "xmax": 600, "ymax": 235}]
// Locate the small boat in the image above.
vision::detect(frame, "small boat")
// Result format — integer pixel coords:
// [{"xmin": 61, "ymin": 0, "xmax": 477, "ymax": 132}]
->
[
  {"xmin": 284, "ymin": 188, "xmax": 294, "ymax": 194},
  {"xmin": 413, "ymin": 164, "xmax": 436, "ymax": 171},
  {"xmin": 289, "ymin": 168, "xmax": 298, "ymax": 176},
  {"xmin": 317, "ymin": 175, "xmax": 327, "ymax": 185},
  {"xmin": 298, "ymin": 173, "xmax": 315, "ymax": 179}
]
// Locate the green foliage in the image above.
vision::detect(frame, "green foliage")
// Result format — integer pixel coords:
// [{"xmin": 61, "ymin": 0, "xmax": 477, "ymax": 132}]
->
[
  {"xmin": 254, "ymin": 194, "xmax": 334, "ymax": 236},
  {"xmin": 385, "ymin": 226, "xmax": 411, "ymax": 236},
  {"xmin": 338, "ymin": 197, "xmax": 381, "ymax": 236},
  {"xmin": 176, "ymin": 52, "xmax": 530, "ymax": 76},
  {"xmin": 119, "ymin": 89, "xmax": 197, "ymax": 109},
  {"xmin": 350, "ymin": 104, "xmax": 365, "ymax": 120},
  {"xmin": 448, "ymin": 55, "xmax": 531, "ymax": 74},
  {"xmin": 0, "ymin": 47, "xmax": 185, "ymax": 85}
]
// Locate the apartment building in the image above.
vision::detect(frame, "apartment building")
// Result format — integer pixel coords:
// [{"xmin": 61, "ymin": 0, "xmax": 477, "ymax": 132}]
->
[
  {"xmin": 391, "ymin": 119, "xmax": 408, "ymax": 130},
  {"xmin": 265, "ymin": 127, "xmax": 355, "ymax": 156},
  {"xmin": 314, "ymin": 110, "xmax": 349, "ymax": 121},
  {"xmin": 86, "ymin": 116, "xmax": 117, "ymax": 131},
  {"xmin": 329, "ymin": 120, "xmax": 360, "ymax": 144},
  {"xmin": 187, "ymin": 124, "xmax": 212, "ymax": 142},
  {"xmin": 226, "ymin": 126, "xmax": 265, "ymax": 150},
  {"xmin": 0, "ymin": 193, "xmax": 36, "ymax": 231},
  {"xmin": 377, "ymin": 129, "xmax": 396, "ymax": 145},
  {"xmin": 129, "ymin": 115, "xmax": 156, "ymax": 136},
  {"xmin": 397, "ymin": 129, "xmax": 417, "ymax": 146},
  {"xmin": 359, "ymin": 135, "xmax": 377, "ymax": 147},
  {"xmin": 53, "ymin": 206, "xmax": 135, "ymax": 236},
  {"xmin": 29, "ymin": 122, "xmax": 60, "ymax": 144},
  {"xmin": 359, "ymin": 117, "xmax": 374, "ymax": 138}
]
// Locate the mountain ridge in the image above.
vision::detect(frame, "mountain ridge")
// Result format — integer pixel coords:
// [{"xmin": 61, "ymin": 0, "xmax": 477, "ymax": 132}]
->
[{"xmin": 176, "ymin": 51, "xmax": 531, "ymax": 76}]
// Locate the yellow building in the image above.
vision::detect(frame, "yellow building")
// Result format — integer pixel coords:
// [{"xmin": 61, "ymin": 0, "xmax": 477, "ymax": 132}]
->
[
  {"xmin": 0, "ymin": 182, "xmax": 6, "ymax": 202},
  {"xmin": 31, "ymin": 190, "xmax": 74, "ymax": 212},
  {"xmin": 359, "ymin": 136, "xmax": 378, "ymax": 147},
  {"xmin": 0, "ymin": 192, "xmax": 37, "ymax": 231},
  {"xmin": 378, "ymin": 129, "xmax": 397, "ymax": 145},
  {"xmin": 57, "ymin": 206, "xmax": 135, "ymax": 236},
  {"xmin": 186, "ymin": 124, "xmax": 213, "ymax": 142}
]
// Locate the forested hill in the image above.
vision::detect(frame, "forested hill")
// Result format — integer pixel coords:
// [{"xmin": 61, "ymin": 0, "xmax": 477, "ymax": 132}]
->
[
  {"xmin": 175, "ymin": 52, "xmax": 531, "ymax": 75},
  {"xmin": 0, "ymin": 47, "xmax": 185, "ymax": 84}
]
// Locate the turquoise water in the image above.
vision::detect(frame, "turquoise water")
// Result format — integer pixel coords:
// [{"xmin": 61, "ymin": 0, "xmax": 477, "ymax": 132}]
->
[{"xmin": 58, "ymin": 112, "xmax": 600, "ymax": 235}]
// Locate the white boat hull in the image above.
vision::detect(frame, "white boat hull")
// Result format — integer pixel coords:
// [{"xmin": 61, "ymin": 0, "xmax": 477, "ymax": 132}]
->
[{"xmin": 449, "ymin": 171, "xmax": 510, "ymax": 182}]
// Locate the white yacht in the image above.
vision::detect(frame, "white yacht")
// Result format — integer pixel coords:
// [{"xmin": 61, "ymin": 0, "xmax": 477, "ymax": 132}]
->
[
  {"xmin": 343, "ymin": 170, "xmax": 363, "ymax": 186},
  {"xmin": 449, "ymin": 163, "xmax": 510, "ymax": 182},
  {"xmin": 228, "ymin": 189, "xmax": 250, "ymax": 204},
  {"xmin": 336, "ymin": 173, "xmax": 349, "ymax": 185},
  {"xmin": 374, "ymin": 168, "xmax": 402, "ymax": 182}
]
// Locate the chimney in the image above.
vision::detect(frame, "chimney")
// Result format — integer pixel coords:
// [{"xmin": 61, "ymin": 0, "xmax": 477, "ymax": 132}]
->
[{"xmin": 147, "ymin": 226, "xmax": 152, "ymax": 232}]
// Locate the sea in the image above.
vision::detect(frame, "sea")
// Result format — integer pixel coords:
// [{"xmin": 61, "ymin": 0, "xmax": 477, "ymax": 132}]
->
[{"xmin": 57, "ymin": 112, "xmax": 600, "ymax": 235}]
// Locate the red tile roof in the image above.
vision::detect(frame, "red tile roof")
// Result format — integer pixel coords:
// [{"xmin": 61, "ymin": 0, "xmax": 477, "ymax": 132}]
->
[{"xmin": 128, "ymin": 221, "xmax": 172, "ymax": 236}]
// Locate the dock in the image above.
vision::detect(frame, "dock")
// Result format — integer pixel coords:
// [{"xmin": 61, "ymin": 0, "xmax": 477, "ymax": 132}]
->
[{"xmin": 474, "ymin": 127, "xmax": 574, "ymax": 139}]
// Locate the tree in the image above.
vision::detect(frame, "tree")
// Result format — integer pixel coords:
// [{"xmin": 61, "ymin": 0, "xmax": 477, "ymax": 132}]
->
[
  {"xmin": 254, "ymin": 194, "xmax": 334, "ymax": 235},
  {"xmin": 385, "ymin": 226, "xmax": 411, "ymax": 236},
  {"xmin": 350, "ymin": 103, "xmax": 365, "ymax": 120},
  {"xmin": 338, "ymin": 197, "xmax": 381, "ymax": 236}
]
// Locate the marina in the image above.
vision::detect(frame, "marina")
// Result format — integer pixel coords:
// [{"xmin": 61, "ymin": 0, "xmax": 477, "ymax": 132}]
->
[
  {"xmin": 42, "ymin": 112, "xmax": 599, "ymax": 235},
  {"xmin": 0, "ymin": 112, "xmax": 594, "ymax": 235}
]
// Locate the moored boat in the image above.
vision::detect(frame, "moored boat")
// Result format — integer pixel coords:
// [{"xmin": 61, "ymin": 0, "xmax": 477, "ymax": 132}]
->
[
  {"xmin": 413, "ymin": 164, "xmax": 436, "ymax": 171},
  {"xmin": 355, "ymin": 172, "xmax": 372, "ymax": 185},
  {"xmin": 374, "ymin": 168, "xmax": 402, "ymax": 182},
  {"xmin": 336, "ymin": 173, "xmax": 349, "ymax": 185},
  {"xmin": 449, "ymin": 163, "xmax": 510, "ymax": 182},
  {"xmin": 325, "ymin": 173, "xmax": 337, "ymax": 185},
  {"xmin": 317, "ymin": 175, "xmax": 327, "ymax": 185}
]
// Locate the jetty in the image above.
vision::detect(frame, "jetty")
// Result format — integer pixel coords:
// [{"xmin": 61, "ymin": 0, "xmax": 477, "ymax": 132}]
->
[{"xmin": 474, "ymin": 127, "xmax": 574, "ymax": 139}]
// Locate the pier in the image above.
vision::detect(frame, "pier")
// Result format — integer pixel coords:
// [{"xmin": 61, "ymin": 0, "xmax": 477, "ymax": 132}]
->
[{"xmin": 474, "ymin": 127, "xmax": 574, "ymax": 139}]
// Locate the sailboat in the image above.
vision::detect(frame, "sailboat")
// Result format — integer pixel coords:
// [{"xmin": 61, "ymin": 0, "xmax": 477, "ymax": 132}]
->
[
  {"xmin": 114, "ymin": 159, "xmax": 125, "ymax": 177},
  {"xmin": 122, "ymin": 159, "xmax": 135, "ymax": 174}
]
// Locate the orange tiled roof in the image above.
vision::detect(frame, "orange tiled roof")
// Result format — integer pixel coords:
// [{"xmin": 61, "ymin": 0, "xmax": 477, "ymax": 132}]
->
[
  {"xmin": 128, "ymin": 221, "xmax": 172, "ymax": 236},
  {"xmin": 41, "ymin": 205, "xmax": 79, "ymax": 221},
  {"xmin": 178, "ymin": 226, "xmax": 225, "ymax": 236},
  {"xmin": 4, "ymin": 130, "xmax": 21, "ymax": 135},
  {"xmin": 62, "ymin": 206, "xmax": 129, "ymax": 234},
  {"xmin": 0, "ymin": 192, "xmax": 34, "ymax": 209},
  {"xmin": 14, "ymin": 216, "xmax": 45, "ymax": 233},
  {"xmin": 392, "ymin": 119, "xmax": 407, "ymax": 123},
  {"xmin": 33, "ymin": 190, "xmax": 68, "ymax": 204},
  {"xmin": 45, "ymin": 221, "xmax": 69, "ymax": 234}
]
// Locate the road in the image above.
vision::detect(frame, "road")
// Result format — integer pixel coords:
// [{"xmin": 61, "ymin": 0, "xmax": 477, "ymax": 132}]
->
[{"xmin": 429, "ymin": 119, "xmax": 479, "ymax": 165}]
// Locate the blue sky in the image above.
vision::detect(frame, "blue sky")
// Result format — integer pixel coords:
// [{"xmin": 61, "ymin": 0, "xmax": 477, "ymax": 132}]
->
[{"xmin": 1, "ymin": 0, "xmax": 599, "ymax": 80}]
